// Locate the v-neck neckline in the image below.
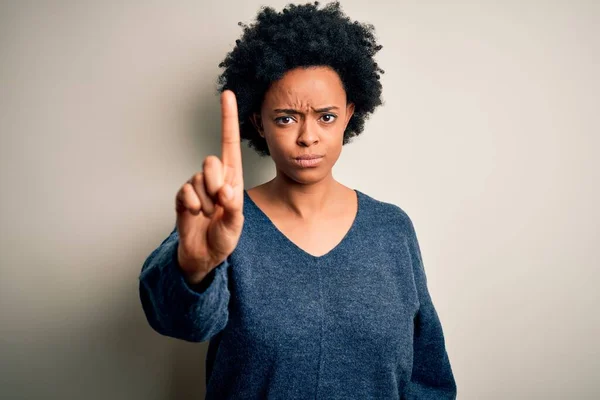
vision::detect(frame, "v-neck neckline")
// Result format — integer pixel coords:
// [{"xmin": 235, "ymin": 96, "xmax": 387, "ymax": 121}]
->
[{"xmin": 243, "ymin": 188, "xmax": 362, "ymax": 261}]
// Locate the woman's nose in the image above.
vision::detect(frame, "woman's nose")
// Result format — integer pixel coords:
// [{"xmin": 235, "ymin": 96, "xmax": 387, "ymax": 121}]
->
[{"xmin": 296, "ymin": 120, "xmax": 319, "ymax": 146}]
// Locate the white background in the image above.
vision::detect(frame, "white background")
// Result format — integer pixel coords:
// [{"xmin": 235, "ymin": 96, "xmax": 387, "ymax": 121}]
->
[{"xmin": 1, "ymin": 0, "xmax": 598, "ymax": 398}]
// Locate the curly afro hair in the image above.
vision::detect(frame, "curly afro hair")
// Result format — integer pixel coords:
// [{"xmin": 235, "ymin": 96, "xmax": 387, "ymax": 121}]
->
[{"xmin": 216, "ymin": 1, "xmax": 384, "ymax": 157}]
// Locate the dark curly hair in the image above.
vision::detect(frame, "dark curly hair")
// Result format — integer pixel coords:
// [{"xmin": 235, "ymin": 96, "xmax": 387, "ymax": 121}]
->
[{"xmin": 216, "ymin": 1, "xmax": 384, "ymax": 157}]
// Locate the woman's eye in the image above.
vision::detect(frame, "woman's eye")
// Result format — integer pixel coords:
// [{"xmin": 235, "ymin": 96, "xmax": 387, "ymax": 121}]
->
[
  {"xmin": 320, "ymin": 114, "xmax": 337, "ymax": 123},
  {"xmin": 275, "ymin": 116, "xmax": 295, "ymax": 125}
]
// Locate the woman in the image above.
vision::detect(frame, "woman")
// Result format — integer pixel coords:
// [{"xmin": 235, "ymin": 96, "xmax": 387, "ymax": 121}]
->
[{"xmin": 139, "ymin": 2, "xmax": 457, "ymax": 398}]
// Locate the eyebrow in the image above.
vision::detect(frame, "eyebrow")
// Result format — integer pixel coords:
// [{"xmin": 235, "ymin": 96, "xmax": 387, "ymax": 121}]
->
[{"xmin": 273, "ymin": 106, "xmax": 340, "ymax": 114}]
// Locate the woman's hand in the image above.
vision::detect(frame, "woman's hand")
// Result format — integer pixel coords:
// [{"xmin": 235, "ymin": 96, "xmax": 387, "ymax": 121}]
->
[{"xmin": 175, "ymin": 90, "xmax": 245, "ymax": 285}]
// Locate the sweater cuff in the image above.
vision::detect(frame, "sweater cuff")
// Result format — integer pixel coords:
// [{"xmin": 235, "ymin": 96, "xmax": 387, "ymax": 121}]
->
[{"xmin": 166, "ymin": 240, "xmax": 229, "ymax": 298}]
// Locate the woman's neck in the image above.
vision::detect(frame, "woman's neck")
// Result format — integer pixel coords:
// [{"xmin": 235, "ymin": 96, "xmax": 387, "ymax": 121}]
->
[{"xmin": 264, "ymin": 174, "xmax": 342, "ymax": 220}]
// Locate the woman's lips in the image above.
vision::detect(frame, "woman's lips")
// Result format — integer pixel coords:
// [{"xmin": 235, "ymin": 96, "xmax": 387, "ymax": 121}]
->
[{"xmin": 293, "ymin": 156, "xmax": 323, "ymax": 168}]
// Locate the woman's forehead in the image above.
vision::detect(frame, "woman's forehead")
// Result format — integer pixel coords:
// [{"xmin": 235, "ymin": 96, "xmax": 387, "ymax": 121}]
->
[{"xmin": 264, "ymin": 66, "xmax": 346, "ymax": 107}]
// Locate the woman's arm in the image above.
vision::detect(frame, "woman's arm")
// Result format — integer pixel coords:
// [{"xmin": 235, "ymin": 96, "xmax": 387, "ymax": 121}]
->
[
  {"xmin": 403, "ymin": 216, "xmax": 457, "ymax": 399},
  {"xmin": 138, "ymin": 226, "xmax": 230, "ymax": 342}
]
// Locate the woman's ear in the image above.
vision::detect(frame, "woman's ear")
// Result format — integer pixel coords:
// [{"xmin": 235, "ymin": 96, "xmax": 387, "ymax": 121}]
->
[
  {"xmin": 250, "ymin": 113, "xmax": 264, "ymax": 138},
  {"xmin": 344, "ymin": 103, "xmax": 355, "ymax": 129}
]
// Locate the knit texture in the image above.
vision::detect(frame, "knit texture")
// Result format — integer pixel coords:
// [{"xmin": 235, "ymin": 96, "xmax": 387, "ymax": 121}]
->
[{"xmin": 139, "ymin": 189, "xmax": 457, "ymax": 399}]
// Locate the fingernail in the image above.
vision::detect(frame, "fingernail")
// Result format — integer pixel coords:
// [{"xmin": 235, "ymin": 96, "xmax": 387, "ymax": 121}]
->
[{"xmin": 223, "ymin": 184, "xmax": 233, "ymax": 200}]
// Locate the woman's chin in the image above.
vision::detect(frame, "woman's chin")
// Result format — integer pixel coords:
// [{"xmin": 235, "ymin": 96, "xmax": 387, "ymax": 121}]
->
[{"xmin": 285, "ymin": 168, "xmax": 331, "ymax": 185}]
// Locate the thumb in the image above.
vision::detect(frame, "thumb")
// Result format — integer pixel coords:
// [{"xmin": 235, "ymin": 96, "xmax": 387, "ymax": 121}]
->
[{"xmin": 218, "ymin": 183, "xmax": 244, "ymax": 226}]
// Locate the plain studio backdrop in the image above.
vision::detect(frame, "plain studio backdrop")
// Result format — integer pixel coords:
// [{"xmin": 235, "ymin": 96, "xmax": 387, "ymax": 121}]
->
[{"xmin": 0, "ymin": 0, "xmax": 598, "ymax": 399}]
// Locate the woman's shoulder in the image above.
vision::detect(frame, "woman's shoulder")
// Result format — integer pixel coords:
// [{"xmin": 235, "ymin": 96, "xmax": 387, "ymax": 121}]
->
[
  {"xmin": 357, "ymin": 189, "xmax": 412, "ymax": 220},
  {"xmin": 357, "ymin": 189, "xmax": 416, "ymax": 234}
]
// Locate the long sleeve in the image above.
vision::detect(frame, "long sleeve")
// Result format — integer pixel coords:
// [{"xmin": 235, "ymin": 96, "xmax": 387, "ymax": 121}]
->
[
  {"xmin": 138, "ymin": 226, "xmax": 231, "ymax": 342},
  {"xmin": 402, "ymin": 217, "xmax": 457, "ymax": 399}
]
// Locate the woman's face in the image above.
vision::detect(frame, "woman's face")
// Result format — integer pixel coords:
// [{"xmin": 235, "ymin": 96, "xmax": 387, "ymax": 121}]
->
[{"xmin": 252, "ymin": 66, "xmax": 355, "ymax": 185}]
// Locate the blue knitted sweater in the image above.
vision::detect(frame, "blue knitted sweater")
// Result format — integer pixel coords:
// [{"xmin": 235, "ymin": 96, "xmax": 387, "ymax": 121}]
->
[{"xmin": 139, "ymin": 189, "xmax": 457, "ymax": 399}]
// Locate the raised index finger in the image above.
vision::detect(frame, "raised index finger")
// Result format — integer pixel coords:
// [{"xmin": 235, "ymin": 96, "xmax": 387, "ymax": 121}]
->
[{"xmin": 221, "ymin": 90, "xmax": 242, "ymax": 180}]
